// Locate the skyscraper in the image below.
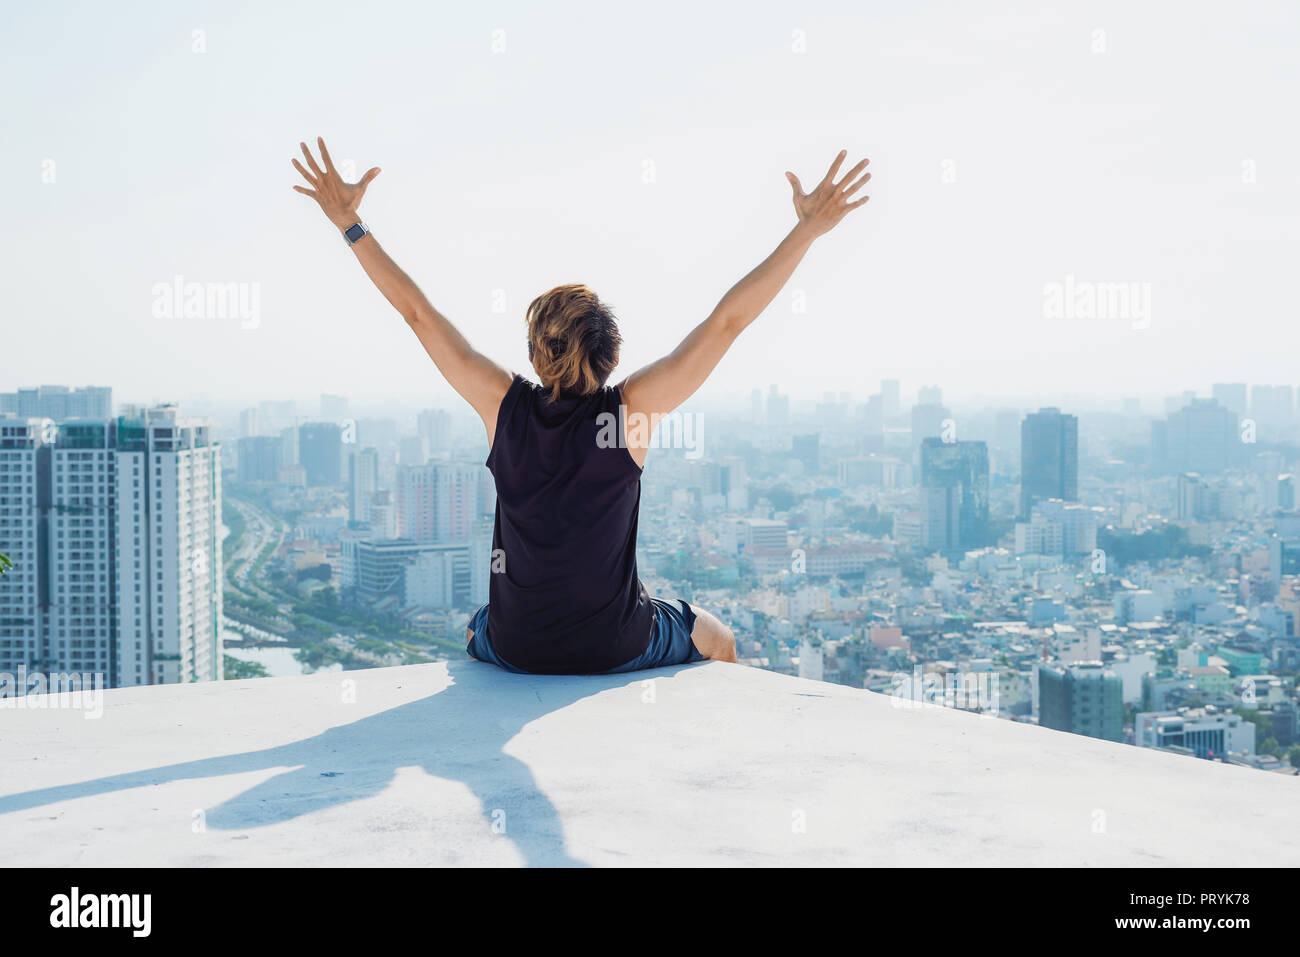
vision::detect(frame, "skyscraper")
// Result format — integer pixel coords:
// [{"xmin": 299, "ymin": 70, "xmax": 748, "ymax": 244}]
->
[
  {"xmin": 1250, "ymin": 384, "xmax": 1294, "ymax": 437},
  {"xmin": 1019, "ymin": 408, "xmax": 1078, "ymax": 517},
  {"xmin": 299, "ymin": 422, "xmax": 343, "ymax": 486},
  {"xmin": 792, "ymin": 433, "xmax": 819, "ymax": 473},
  {"xmin": 349, "ymin": 447, "xmax": 380, "ymax": 523},
  {"xmin": 881, "ymin": 379, "xmax": 900, "ymax": 420},
  {"xmin": 1211, "ymin": 382, "xmax": 1248, "ymax": 419},
  {"xmin": 237, "ymin": 407, "xmax": 259, "ymax": 438},
  {"xmin": 766, "ymin": 385, "xmax": 789, "ymax": 429},
  {"xmin": 320, "ymin": 393, "xmax": 350, "ymax": 421},
  {"xmin": 396, "ymin": 462, "xmax": 486, "ymax": 544},
  {"xmin": 1163, "ymin": 399, "xmax": 1237, "ymax": 474},
  {"xmin": 919, "ymin": 438, "xmax": 990, "ymax": 550},
  {"xmin": 0, "ymin": 406, "xmax": 222, "ymax": 690},
  {"xmin": 417, "ymin": 409, "xmax": 452, "ymax": 454},
  {"xmin": 236, "ymin": 435, "xmax": 282, "ymax": 483}
]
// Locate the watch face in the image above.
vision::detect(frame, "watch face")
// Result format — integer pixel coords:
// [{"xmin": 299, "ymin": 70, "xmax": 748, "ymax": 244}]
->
[{"xmin": 345, "ymin": 223, "xmax": 366, "ymax": 242}]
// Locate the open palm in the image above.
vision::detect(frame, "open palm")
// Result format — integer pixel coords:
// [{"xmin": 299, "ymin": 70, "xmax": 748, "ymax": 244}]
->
[
  {"xmin": 785, "ymin": 150, "xmax": 871, "ymax": 237},
  {"xmin": 292, "ymin": 137, "xmax": 381, "ymax": 228}
]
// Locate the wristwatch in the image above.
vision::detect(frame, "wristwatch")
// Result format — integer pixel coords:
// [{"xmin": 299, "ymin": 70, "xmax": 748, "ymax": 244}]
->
[{"xmin": 343, "ymin": 222, "xmax": 369, "ymax": 245}]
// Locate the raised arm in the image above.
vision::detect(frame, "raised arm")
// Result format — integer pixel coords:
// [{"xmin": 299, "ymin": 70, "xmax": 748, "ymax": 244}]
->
[
  {"xmin": 292, "ymin": 137, "xmax": 512, "ymax": 440},
  {"xmin": 618, "ymin": 150, "xmax": 870, "ymax": 465}
]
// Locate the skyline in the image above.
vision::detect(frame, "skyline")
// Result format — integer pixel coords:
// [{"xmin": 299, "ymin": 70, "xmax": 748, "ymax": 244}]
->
[{"xmin": 6, "ymin": 0, "xmax": 1300, "ymax": 403}]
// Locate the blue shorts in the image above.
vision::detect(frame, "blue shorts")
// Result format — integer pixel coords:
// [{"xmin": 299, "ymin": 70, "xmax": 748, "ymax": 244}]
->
[{"xmin": 465, "ymin": 598, "xmax": 706, "ymax": 675}]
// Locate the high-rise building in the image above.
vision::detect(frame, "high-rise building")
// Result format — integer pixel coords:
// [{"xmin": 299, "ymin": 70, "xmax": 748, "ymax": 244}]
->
[
  {"xmin": 861, "ymin": 394, "xmax": 884, "ymax": 452},
  {"xmin": 1019, "ymin": 408, "xmax": 1078, "ymax": 517},
  {"xmin": 320, "ymin": 393, "xmax": 350, "ymax": 421},
  {"xmin": 766, "ymin": 385, "xmax": 789, "ymax": 430},
  {"xmin": 236, "ymin": 435, "xmax": 282, "ymax": 483},
  {"xmin": 417, "ymin": 409, "xmax": 452, "ymax": 454},
  {"xmin": 917, "ymin": 385, "xmax": 942, "ymax": 406},
  {"xmin": 1250, "ymin": 384, "xmax": 1294, "ymax": 436},
  {"xmin": 348, "ymin": 447, "xmax": 380, "ymax": 523},
  {"xmin": 1037, "ymin": 663, "xmax": 1123, "ymax": 742},
  {"xmin": 1162, "ymin": 399, "xmax": 1237, "ymax": 474},
  {"xmin": 299, "ymin": 422, "xmax": 343, "ymax": 486},
  {"xmin": 792, "ymin": 433, "xmax": 819, "ymax": 473},
  {"xmin": 396, "ymin": 462, "xmax": 486, "ymax": 544},
  {"xmin": 919, "ymin": 438, "xmax": 989, "ymax": 550},
  {"xmin": 0, "ymin": 406, "xmax": 222, "ymax": 690},
  {"xmin": 0, "ymin": 385, "xmax": 112, "ymax": 420},
  {"xmin": 881, "ymin": 379, "xmax": 900, "ymax": 420},
  {"xmin": 1211, "ymin": 383, "xmax": 1248, "ymax": 419},
  {"xmin": 237, "ymin": 407, "xmax": 259, "ymax": 438}
]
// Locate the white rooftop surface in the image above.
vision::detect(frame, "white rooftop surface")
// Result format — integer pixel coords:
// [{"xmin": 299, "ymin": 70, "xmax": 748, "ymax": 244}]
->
[{"xmin": 0, "ymin": 660, "xmax": 1295, "ymax": 867}]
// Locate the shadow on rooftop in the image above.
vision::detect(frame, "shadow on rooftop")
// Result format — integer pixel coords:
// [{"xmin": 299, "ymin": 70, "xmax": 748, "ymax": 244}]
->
[{"xmin": 0, "ymin": 659, "xmax": 700, "ymax": 867}]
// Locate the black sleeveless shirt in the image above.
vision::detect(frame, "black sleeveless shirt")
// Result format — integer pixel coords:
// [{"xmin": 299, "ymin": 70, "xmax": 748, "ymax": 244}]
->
[{"xmin": 484, "ymin": 374, "xmax": 654, "ymax": 673}]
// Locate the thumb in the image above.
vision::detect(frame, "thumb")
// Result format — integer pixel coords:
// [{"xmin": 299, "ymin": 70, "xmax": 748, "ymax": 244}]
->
[
  {"xmin": 785, "ymin": 171, "xmax": 803, "ymax": 196},
  {"xmin": 359, "ymin": 166, "xmax": 382, "ymax": 187}
]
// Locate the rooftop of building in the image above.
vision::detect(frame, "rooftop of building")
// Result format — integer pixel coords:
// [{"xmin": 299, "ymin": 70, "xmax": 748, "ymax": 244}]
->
[{"xmin": 1, "ymin": 660, "xmax": 1295, "ymax": 866}]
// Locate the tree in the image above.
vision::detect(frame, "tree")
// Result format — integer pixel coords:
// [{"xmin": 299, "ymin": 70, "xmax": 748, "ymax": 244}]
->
[
  {"xmin": 1287, "ymin": 745, "xmax": 1300, "ymax": 769},
  {"xmin": 0, "ymin": 553, "xmax": 11, "ymax": 575},
  {"xmin": 223, "ymin": 656, "xmax": 270, "ymax": 680}
]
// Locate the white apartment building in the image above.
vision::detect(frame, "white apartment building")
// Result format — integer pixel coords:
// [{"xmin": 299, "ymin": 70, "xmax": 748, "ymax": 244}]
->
[{"xmin": 0, "ymin": 406, "xmax": 222, "ymax": 690}]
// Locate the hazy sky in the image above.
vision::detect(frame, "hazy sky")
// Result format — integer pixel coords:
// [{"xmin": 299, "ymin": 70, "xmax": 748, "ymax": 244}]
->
[{"xmin": 4, "ymin": 0, "xmax": 1298, "ymax": 412}]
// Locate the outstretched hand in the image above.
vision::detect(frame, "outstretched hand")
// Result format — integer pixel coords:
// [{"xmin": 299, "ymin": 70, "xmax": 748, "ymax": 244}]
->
[
  {"xmin": 292, "ymin": 137, "xmax": 381, "ymax": 229},
  {"xmin": 785, "ymin": 150, "xmax": 870, "ymax": 237}
]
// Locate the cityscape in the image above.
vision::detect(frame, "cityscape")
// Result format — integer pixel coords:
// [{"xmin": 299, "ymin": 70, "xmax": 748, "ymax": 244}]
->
[{"xmin": 3, "ymin": 377, "xmax": 1298, "ymax": 775}]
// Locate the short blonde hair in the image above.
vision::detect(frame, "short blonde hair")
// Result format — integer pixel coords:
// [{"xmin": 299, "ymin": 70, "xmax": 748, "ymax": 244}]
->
[{"xmin": 525, "ymin": 284, "xmax": 621, "ymax": 402}]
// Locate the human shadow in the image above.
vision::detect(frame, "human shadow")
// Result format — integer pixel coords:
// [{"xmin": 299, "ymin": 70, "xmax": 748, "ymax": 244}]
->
[{"xmin": 0, "ymin": 659, "xmax": 698, "ymax": 867}]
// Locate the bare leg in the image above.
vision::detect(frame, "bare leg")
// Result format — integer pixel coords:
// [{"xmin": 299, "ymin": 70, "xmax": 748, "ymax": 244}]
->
[
  {"xmin": 465, "ymin": 626, "xmax": 479, "ymax": 661},
  {"xmin": 688, "ymin": 603, "xmax": 737, "ymax": 663}
]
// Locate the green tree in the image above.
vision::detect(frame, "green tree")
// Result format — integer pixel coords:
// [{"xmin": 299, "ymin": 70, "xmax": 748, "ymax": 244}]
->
[
  {"xmin": 0, "ymin": 553, "xmax": 11, "ymax": 575},
  {"xmin": 223, "ymin": 656, "xmax": 271, "ymax": 680},
  {"xmin": 1287, "ymin": 745, "xmax": 1300, "ymax": 769}
]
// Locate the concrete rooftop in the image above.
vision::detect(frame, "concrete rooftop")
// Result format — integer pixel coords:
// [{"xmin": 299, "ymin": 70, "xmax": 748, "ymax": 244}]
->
[{"xmin": 0, "ymin": 660, "xmax": 1295, "ymax": 866}]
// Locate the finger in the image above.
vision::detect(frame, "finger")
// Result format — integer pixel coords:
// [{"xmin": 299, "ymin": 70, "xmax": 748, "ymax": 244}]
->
[
  {"xmin": 785, "ymin": 171, "xmax": 804, "ymax": 196},
  {"xmin": 358, "ymin": 166, "xmax": 382, "ymax": 188},
  {"xmin": 291, "ymin": 158, "xmax": 318, "ymax": 186},
  {"xmin": 842, "ymin": 171, "xmax": 872, "ymax": 199},
  {"xmin": 847, "ymin": 195, "xmax": 871, "ymax": 209},
  {"xmin": 818, "ymin": 149, "xmax": 847, "ymax": 189},
  {"xmin": 836, "ymin": 157, "xmax": 869, "ymax": 190},
  {"xmin": 299, "ymin": 141, "xmax": 324, "ymax": 179},
  {"xmin": 292, "ymin": 185, "xmax": 318, "ymax": 198},
  {"xmin": 316, "ymin": 136, "xmax": 337, "ymax": 175}
]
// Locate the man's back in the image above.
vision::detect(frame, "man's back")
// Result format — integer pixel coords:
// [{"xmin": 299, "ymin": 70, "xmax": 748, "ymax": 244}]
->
[{"xmin": 485, "ymin": 374, "xmax": 654, "ymax": 673}]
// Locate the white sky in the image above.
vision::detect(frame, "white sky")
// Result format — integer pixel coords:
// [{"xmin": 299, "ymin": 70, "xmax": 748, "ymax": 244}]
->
[{"xmin": 4, "ymin": 0, "xmax": 1298, "ymax": 411}]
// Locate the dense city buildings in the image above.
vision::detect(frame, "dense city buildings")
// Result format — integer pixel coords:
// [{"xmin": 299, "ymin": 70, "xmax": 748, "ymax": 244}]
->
[
  {"xmin": 0, "ymin": 385, "xmax": 112, "ymax": 420},
  {"xmin": 9, "ymin": 377, "xmax": 1297, "ymax": 775}
]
